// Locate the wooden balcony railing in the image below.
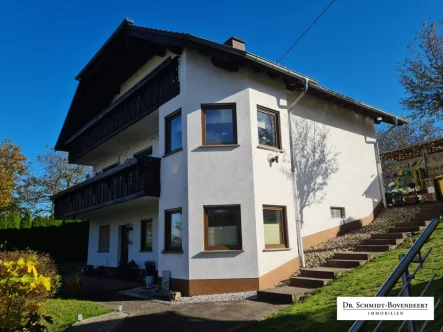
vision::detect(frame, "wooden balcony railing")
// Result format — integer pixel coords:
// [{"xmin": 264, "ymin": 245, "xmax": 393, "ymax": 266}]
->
[
  {"xmin": 67, "ymin": 56, "xmax": 180, "ymax": 162},
  {"xmin": 53, "ymin": 157, "xmax": 160, "ymax": 219}
]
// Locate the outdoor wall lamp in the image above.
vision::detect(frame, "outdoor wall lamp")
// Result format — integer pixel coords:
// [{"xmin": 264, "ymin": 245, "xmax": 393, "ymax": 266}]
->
[
  {"xmin": 267, "ymin": 154, "xmax": 279, "ymax": 164},
  {"xmin": 125, "ymin": 223, "xmax": 133, "ymax": 231}
]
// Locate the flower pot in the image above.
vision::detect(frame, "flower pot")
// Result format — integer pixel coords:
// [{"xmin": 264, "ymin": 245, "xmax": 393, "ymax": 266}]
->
[{"xmin": 145, "ymin": 276, "xmax": 155, "ymax": 287}]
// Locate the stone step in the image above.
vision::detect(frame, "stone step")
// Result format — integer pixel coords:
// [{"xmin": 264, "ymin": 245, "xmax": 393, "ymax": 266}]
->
[
  {"xmin": 356, "ymin": 244, "xmax": 395, "ymax": 252},
  {"xmin": 300, "ymin": 267, "xmax": 351, "ymax": 279},
  {"xmin": 389, "ymin": 226, "xmax": 425, "ymax": 233},
  {"xmin": 333, "ymin": 252, "xmax": 376, "ymax": 261},
  {"xmin": 256, "ymin": 286, "xmax": 314, "ymax": 304},
  {"xmin": 362, "ymin": 238, "xmax": 403, "ymax": 245},
  {"xmin": 371, "ymin": 232, "xmax": 406, "ymax": 239},
  {"xmin": 395, "ymin": 220, "xmax": 431, "ymax": 227},
  {"xmin": 326, "ymin": 259, "xmax": 364, "ymax": 268},
  {"xmin": 290, "ymin": 276, "xmax": 331, "ymax": 288}
]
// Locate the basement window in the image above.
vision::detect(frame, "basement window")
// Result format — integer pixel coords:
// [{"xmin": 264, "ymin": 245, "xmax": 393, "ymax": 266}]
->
[{"xmin": 330, "ymin": 207, "xmax": 345, "ymax": 219}]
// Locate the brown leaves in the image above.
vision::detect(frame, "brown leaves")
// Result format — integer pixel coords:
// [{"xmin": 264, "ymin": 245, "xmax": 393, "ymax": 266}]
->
[{"xmin": 0, "ymin": 139, "xmax": 27, "ymax": 210}]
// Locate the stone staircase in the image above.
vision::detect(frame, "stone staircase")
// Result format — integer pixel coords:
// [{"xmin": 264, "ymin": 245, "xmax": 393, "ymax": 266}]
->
[{"xmin": 257, "ymin": 206, "xmax": 439, "ymax": 304}]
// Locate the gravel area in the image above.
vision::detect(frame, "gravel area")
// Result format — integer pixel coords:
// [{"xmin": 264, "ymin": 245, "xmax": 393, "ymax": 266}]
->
[
  {"xmin": 289, "ymin": 205, "xmax": 423, "ymax": 278},
  {"xmin": 119, "ymin": 287, "xmax": 257, "ymax": 305}
]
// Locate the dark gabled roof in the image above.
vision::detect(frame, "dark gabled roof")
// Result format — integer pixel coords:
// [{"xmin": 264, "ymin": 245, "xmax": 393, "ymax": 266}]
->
[{"xmin": 56, "ymin": 18, "xmax": 407, "ymax": 151}]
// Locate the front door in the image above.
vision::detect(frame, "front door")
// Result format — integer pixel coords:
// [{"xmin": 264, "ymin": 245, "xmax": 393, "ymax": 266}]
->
[{"xmin": 120, "ymin": 225, "xmax": 129, "ymax": 268}]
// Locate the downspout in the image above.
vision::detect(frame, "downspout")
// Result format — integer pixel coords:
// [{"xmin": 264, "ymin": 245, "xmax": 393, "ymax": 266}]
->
[
  {"xmin": 374, "ymin": 117, "xmax": 398, "ymax": 209},
  {"xmin": 288, "ymin": 78, "xmax": 309, "ymax": 268}
]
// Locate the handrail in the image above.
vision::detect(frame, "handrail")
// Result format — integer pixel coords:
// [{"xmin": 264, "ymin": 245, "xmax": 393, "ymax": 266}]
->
[{"xmin": 349, "ymin": 217, "xmax": 441, "ymax": 332}]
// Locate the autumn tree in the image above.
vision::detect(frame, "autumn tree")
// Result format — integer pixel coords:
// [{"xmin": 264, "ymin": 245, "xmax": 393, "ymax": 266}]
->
[
  {"xmin": 398, "ymin": 20, "xmax": 443, "ymax": 119},
  {"xmin": 0, "ymin": 139, "xmax": 27, "ymax": 211},
  {"xmin": 22, "ymin": 147, "xmax": 92, "ymax": 215},
  {"xmin": 376, "ymin": 116, "xmax": 443, "ymax": 152}
]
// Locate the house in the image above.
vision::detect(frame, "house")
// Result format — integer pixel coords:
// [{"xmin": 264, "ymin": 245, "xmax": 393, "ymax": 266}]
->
[{"xmin": 52, "ymin": 18, "xmax": 407, "ymax": 296}]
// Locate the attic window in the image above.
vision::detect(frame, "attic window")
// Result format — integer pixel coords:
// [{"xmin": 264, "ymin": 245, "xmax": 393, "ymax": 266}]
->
[{"xmin": 330, "ymin": 207, "xmax": 345, "ymax": 219}]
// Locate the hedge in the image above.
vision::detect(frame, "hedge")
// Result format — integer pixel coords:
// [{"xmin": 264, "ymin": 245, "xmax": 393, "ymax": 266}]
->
[{"xmin": 0, "ymin": 221, "xmax": 89, "ymax": 262}]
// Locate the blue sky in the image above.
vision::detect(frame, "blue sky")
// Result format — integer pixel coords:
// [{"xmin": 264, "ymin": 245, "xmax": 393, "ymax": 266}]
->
[{"xmin": 0, "ymin": 0, "xmax": 440, "ymax": 161}]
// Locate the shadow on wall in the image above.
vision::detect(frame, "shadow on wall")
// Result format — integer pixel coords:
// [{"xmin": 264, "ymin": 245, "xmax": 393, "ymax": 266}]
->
[
  {"xmin": 281, "ymin": 117, "xmax": 340, "ymax": 224},
  {"xmin": 362, "ymin": 174, "xmax": 383, "ymax": 211}
]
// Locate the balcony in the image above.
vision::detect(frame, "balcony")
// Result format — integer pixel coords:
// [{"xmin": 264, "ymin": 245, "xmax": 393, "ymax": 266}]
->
[
  {"xmin": 53, "ymin": 157, "xmax": 160, "ymax": 219},
  {"xmin": 66, "ymin": 56, "xmax": 180, "ymax": 163}
]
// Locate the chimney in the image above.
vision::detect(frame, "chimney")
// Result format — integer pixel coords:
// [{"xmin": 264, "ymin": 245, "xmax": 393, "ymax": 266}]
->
[{"xmin": 224, "ymin": 36, "xmax": 245, "ymax": 51}]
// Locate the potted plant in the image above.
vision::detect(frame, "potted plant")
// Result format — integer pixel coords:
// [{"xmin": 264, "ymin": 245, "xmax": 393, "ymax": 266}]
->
[
  {"xmin": 144, "ymin": 260, "xmax": 156, "ymax": 287},
  {"xmin": 65, "ymin": 273, "xmax": 82, "ymax": 296}
]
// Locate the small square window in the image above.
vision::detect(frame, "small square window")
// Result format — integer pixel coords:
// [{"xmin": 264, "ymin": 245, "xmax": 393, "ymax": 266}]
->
[
  {"xmin": 202, "ymin": 104, "xmax": 237, "ymax": 145},
  {"xmin": 204, "ymin": 205, "xmax": 242, "ymax": 250},
  {"xmin": 257, "ymin": 106, "xmax": 281, "ymax": 148},
  {"xmin": 165, "ymin": 208, "xmax": 182, "ymax": 251},
  {"xmin": 330, "ymin": 207, "xmax": 345, "ymax": 219},
  {"xmin": 165, "ymin": 110, "xmax": 182, "ymax": 154},
  {"xmin": 98, "ymin": 225, "xmax": 110, "ymax": 252},
  {"xmin": 140, "ymin": 219, "xmax": 153, "ymax": 251},
  {"xmin": 263, "ymin": 206, "xmax": 288, "ymax": 249}
]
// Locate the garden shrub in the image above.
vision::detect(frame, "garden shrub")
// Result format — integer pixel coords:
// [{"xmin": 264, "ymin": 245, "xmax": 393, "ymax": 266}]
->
[{"xmin": 0, "ymin": 251, "xmax": 61, "ymax": 331}]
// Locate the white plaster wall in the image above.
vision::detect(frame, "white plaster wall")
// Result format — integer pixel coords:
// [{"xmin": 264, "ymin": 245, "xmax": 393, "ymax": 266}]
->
[
  {"xmin": 247, "ymin": 73, "xmax": 300, "ymax": 277},
  {"xmin": 94, "ymin": 134, "xmax": 159, "ymax": 172},
  {"xmin": 287, "ymin": 93, "xmax": 381, "ymax": 239},
  {"xmin": 87, "ymin": 199, "xmax": 159, "ymax": 269},
  {"xmin": 185, "ymin": 49, "xmax": 259, "ymax": 280}
]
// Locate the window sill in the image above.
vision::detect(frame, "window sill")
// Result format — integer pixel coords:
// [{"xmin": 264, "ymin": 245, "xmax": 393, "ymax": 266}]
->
[
  {"xmin": 263, "ymin": 248, "xmax": 291, "ymax": 252},
  {"xmin": 161, "ymin": 250, "xmax": 184, "ymax": 254},
  {"xmin": 199, "ymin": 144, "xmax": 240, "ymax": 148},
  {"xmin": 201, "ymin": 250, "xmax": 244, "ymax": 253},
  {"xmin": 163, "ymin": 147, "xmax": 183, "ymax": 158},
  {"xmin": 139, "ymin": 250, "xmax": 153, "ymax": 253},
  {"xmin": 97, "ymin": 251, "xmax": 110, "ymax": 253},
  {"xmin": 257, "ymin": 145, "xmax": 284, "ymax": 153}
]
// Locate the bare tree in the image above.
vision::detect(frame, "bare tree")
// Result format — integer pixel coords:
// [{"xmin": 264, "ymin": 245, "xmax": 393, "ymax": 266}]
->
[
  {"xmin": 376, "ymin": 115, "xmax": 443, "ymax": 152},
  {"xmin": 283, "ymin": 118, "xmax": 339, "ymax": 223},
  {"xmin": 398, "ymin": 20, "xmax": 443, "ymax": 119},
  {"xmin": 21, "ymin": 147, "xmax": 92, "ymax": 215}
]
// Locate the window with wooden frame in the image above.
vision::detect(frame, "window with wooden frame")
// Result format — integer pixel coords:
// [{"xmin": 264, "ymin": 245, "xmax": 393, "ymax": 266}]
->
[
  {"xmin": 140, "ymin": 219, "xmax": 153, "ymax": 252},
  {"xmin": 263, "ymin": 206, "xmax": 288, "ymax": 249},
  {"xmin": 204, "ymin": 205, "xmax": 242, "ymax": 250},
  {"xmin": 165, "ymin": 208, "xmax": 183, "ymax": 251},
  {"xmin": 165, "ymin": 110, "xmax": 182, "ymax": 154},
  {"xmin": 201, "ymin": 103, "xmax": 237, "ymax": 145},
  {"xmin": 330, "ymin": 207, "xmax": 345, "ymax": 219},
  {"xmin": 257, "ymin": 106, "xmax": 281, "ymax": 149},
  {"xmin": 98, "ymin": 225, "xmax": 110, "ymax": 252}
]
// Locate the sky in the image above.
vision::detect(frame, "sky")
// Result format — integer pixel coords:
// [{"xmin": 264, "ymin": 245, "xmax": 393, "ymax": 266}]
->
[{"xmin": 0, "ymin": 0, "xmax": 441, "ymax": 161}]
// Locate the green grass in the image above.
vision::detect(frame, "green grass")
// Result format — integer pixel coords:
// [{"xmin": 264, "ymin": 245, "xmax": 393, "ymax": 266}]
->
[
  {"xmin": 41, "ymin": 299, "xmax": 113, "ymax": 332},
  {"xmin": 247, "ymin": 223, "xmax": 443, "ymax": 332}
]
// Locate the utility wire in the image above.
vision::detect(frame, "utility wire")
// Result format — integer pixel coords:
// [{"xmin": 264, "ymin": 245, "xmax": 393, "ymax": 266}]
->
[{"xmin": 277, "ymin": 0, "xmax": 336, "ymax": 64}]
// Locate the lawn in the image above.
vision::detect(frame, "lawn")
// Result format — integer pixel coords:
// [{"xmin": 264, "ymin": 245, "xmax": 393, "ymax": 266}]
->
[
  {"xmin": 41, "ymin": 299, "xmax": 113, "ymax": 332},
  {"xmin": 247, "ymin": 222, "xmax": 443, "ymax": 332}
]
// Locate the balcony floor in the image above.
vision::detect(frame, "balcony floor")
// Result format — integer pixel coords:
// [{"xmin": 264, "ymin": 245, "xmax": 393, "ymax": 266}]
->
[{"xmin": 72, "ymin": 196, "xmax": 159, "ymax": 221}]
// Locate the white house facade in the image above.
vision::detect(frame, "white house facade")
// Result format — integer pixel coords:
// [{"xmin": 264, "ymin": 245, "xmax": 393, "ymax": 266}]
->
[{"xmin": 53, "ymin": 19, "xmax": 406, "ymax": 296}]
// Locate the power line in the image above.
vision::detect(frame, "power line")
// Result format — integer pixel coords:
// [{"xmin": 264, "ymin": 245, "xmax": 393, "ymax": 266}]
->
[{"xmin": 277, "ymin": 0, "xmax": 337, "ymax": 64}]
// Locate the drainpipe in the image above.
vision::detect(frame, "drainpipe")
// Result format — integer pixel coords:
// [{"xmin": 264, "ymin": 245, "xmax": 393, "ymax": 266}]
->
[
  {"xmin": 374, "ymin": 117, "xmax": 398, "ymax": 209},
  {"xmin": 287, "ymin": 78, "xmax": 309, "ymax": 268}
]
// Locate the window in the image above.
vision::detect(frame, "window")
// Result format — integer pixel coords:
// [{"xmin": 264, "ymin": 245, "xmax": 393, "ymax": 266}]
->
[
  {"xmin": 331, "ymin": 207, "xmax": 345, "ymax": 219},
  {"xmin": 263, "ymin": 206, "xmax": 288, "ymax": 249},
  {"xmin": 165, "ymin": 110, "xmax": 182, "ymax": 154},
  {"xmin": 134, "ymin": 146, "xmax": 153, "ymax": 159},
  {"xmin": 165, "ymin": 208, "xmax": 182, "ymax": 251},
  {"xmin": 98, "ymin": 225, "xmax": 110, "ymax": 252},
  {"xmin": 204, "ymin": 205, "xmax": 242, "ymax": 250},
  {"xmin": 201, "ymin": 104, "xmax": 237, "ymax": 145},
  {"xmin": 257, "ymin": 106, "xmax": 281, "ymax": 148},
  {"xmin": 140, "ymin": 219, "xmax": 153, "ymax": 251}
]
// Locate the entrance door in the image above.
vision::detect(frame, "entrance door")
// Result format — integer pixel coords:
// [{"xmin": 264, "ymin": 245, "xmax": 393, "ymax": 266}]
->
[{"xmin": 120, "ymin": 225, "xmax": 129, "ymax": 268}]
